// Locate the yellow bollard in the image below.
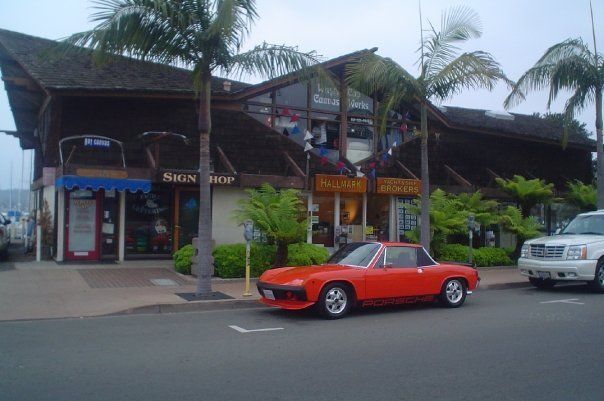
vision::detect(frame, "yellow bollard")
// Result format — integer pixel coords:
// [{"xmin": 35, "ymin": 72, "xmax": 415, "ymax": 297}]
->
[{"xmin": 243, "ymin": 240, "xmax": 252, "ymax": 297}]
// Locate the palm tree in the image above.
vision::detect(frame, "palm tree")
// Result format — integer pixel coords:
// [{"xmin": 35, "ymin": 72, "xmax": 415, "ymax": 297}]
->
[
  {"xmin": 64, "ymin": 0, "xmax": 321, "ymax": 295},
  {"xmin": 505, "ymin": 11, "xmax": 603, "ymax": 208},
  {"xmin": 234, "ymin": 183, "xmax": 307, "ymax": 267},
  {"xmin": 347, "ymin": 6, "xmax": 508, "ymax": 252}
]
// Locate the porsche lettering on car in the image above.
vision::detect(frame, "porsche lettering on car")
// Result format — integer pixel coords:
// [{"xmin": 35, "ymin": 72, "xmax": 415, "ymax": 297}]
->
[{"xmin": 257, "ymin": 242, "xmax": 480, "ymax": 319}]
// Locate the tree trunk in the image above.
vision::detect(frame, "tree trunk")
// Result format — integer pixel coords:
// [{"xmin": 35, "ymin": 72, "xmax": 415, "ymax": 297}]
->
[
  {"xmin": 596, "ymin": 88, "xmax": 603, "ymax": 209},
  {"xmin": 273, "ymin": 242, "xmax": 288, "ymax": 268},
  {"xmin": 196, "ymin": 74, "xmax": 213, "ymax": 296},
  {"xmin": 419, "ymin": 101, "xmax": 431, "ymax": 252}
]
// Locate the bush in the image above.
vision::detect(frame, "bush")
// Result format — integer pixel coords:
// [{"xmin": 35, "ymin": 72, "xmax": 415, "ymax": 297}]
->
[
  {"xmin": 473, "ymin": 247, "xmax": 513, "ymax": 267},
  {"xmin": 438, "ymin": 244, "xmax": 513, "ymax": 267},
  {"xmin": 286, "ymin": 243, "xmax": 330, "ymax": 266},
  {"xmin": 173, "ymin": 244, "xmax": 195, "ymax": 274},
  {"xmin": 213, "ymin": 242, "xmax": 329, "ymax": 278}
]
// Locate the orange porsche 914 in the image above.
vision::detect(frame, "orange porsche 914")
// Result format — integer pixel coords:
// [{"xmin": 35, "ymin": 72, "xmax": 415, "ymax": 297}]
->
[{"xmin": 257, "ymin": 242, "xmax": 480, "ymax": 319}]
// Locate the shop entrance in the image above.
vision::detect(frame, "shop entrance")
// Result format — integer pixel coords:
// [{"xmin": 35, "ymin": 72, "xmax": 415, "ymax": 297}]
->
[
  {"xmin": 174, "ymin": 188, "xmax": 200, "ymax": 251},
  {"xmin": 65, "ymin": 190, "xmax": 101, "ymax": 260}
]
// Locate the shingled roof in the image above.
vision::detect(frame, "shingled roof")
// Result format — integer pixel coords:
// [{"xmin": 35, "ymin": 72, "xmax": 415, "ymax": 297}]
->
[
  {"xmin": 0, "ymin": 28, "xmax": 249, "ymax": 95},
  {"xmin": 439, "ymin": 105, "xmax": 595, "ymax": 150}
]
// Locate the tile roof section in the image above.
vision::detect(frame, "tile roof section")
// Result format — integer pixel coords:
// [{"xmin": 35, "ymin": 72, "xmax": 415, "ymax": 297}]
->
[
  {"xmin": 0, "ymin": 28, "xmax": 249, "ymax": 95},
  {"xmin": 440, "ymin": 105, "xmax": 595, "ymax": 149}
]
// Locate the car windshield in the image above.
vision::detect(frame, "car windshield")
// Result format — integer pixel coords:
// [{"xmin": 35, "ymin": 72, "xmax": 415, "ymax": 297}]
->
[
  {"xmin": 326, "ymin": 242, "xmax": 381, "ymax": 267},
  {"xmin": 561, "ymin": 214, "xmax": 604, "ymax": 235}
]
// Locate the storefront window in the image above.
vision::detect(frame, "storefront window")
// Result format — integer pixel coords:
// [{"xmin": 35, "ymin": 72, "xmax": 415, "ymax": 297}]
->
[
  {"xmin": 176, "ymin": 190, "xmax": 199, "ymax": 251},
  {"xmin": 248, "ymin": 92, "xmax": 272, "ymax": 104},
  {"xmin": 311, "ymin": 193, "xmax": 334, "ymax": 247},
  {"xmin": 347, "ymin": 88, "xmax": 373, "ymax": 115},
  {"xmin": 396, "ymin": 197, "xmax": 418, "ymax": 242},
  {"xmin": 339, "ymin": 193, "xmax": 364, "ymax": 243},
  {"xmin": 245, "ymin": 104, "xmax": 272, "ymax": 127},
  {"xmin": 366, "ymin": 195, "xmax": 390, "ymax": 241},
  {"xmin": 347, "ymin": 117, "xmax": 374, "ymax": 163},
  {"xmin": 275, "ymin": 82, "xmax": 307, "ymax": 108},
  {"xmin": 126, "ymin": 186, "xmax": 173, "ymax": 255},
  {"xmin": 67, "ymin": 190, "xmax": 98, "ymax": 256}
]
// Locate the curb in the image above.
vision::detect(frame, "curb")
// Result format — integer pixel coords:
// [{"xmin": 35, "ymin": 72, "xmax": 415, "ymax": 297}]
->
[{"xmin": 107, "ymin": 298, "xmax": 264, "ymax": 316}]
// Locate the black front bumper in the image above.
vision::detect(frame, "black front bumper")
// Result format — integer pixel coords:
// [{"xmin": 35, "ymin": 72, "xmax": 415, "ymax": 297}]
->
[{"xmin": 256, "ymin": 282, "xmax": 308, "ymax": 301}]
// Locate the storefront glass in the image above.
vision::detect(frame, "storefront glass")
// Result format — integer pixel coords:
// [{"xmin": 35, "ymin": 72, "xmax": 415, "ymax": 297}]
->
[
  {"xmin": 275, "ymin": 82, "xmax": 307, "ymax": 108},
  {"xmin": 347, "ymin": 117, "xmax": 374, "ymax": 163},
  {"xmin": 176, "ymin": 189, "xmax": 200, "ymax": 251},
  {"xmin": 396, "ymin": 197, "xmax": 418, "ymax": 242},
  {"xmin": 126, "ymin": 186, "xmax": 173, "ymax": 255},
  {"xmin": 366, "ymin": 195, "xmax": 390, "ymax": 241},
  {"xmin": 340, "ymin": 193, "xmax": 364, "ymax": 243},
  {"xmin": 311, "ymin": 193, "xmax": 335, "ymax": 247},
  {"xmin": 67, "ymin": 189, "xmax": 98, "ymax": 257}
]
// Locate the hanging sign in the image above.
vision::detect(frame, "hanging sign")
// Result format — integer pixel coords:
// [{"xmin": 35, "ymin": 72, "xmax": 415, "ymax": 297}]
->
[
  {"xmin": 159, "ymin": 170, "xmax": 238, "ymax": 186},
  {"xmin": 84, "ymin": 137, "xmax": 111, "ymax": 148},
  {"xmin": 376, "ymin": 178, "xmax": 421, "ymax": 196},
  {"xmin": 315, "ymin": 174, "xmax": 367, "ymax": 193}
]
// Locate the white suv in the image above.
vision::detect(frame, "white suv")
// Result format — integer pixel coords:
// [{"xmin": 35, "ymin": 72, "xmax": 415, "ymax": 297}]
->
[{"xmin": 518, "ymin": 210, "xmax": 604, "ymax": 292}]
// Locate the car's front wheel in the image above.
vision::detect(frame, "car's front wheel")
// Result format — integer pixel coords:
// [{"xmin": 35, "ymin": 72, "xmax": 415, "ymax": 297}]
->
[
  {"xmin": 589, "ymin": 260, "xmax": 604, "ymax": 293},
  {"xmin": 439, "ymin": 278, "xmax": 466, "ymax": 308},
  {"xmin": 529, "ymin": 277, "xmax": 556, "ymax": 289},
  {"xmin": 317, "ymin": 283, "xmax": 352, "ymax": 319}
]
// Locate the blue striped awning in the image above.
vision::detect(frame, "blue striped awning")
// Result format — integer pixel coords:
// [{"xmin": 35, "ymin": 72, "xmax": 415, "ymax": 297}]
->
[{"xmin": 55, "ymin": 176, "xmax": 151, "ymax": 193}]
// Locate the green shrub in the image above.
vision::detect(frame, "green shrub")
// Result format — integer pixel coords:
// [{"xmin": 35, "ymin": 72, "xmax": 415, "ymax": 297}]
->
[
  {"xmin": 213, "ymin": 242, "xmax": 329, "ymax": 278},
  {"xmin": 438, "ymin": 244, "xmax": 469, "ymax": 262},
  {"xmin": 438, "ymin": 244, "xmax": 513, "ymax": 267},
  {"xmin": 473, "ymin": 247, "xmax": 513, "ymax": 267},
  {"xmin": 173, "ymin": 244, "xmax": 195, "ymax": 275},
  {"xmin": 286, "ymin": 243, "xmax": 329, "ymax": 266}
]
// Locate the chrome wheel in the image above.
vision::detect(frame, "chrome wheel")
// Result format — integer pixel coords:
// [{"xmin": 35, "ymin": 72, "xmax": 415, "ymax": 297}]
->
[
  {"xmin": 598, "ymin": 268, "xmax": 604, "ymax": 286},
  {"xmin": 445, "ymin": 280, "xmax": 464, "ymax": 304},
  {"xmin": 325, "ymin": 287, "xmax": 347, "ymax": 315}
]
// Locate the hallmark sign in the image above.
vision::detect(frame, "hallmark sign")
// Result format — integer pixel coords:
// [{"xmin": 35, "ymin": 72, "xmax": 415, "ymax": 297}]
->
[{"xmin": 160, "ymin": 170, "xmax": 238, "ymax": 186}]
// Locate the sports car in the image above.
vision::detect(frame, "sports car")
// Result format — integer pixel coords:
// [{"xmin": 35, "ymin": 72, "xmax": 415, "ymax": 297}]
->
[{"xmin": 257, "ymin": 242, "xmax": 480, "ymax": 319}]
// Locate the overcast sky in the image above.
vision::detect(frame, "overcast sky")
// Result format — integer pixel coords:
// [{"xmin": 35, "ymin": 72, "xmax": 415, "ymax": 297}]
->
[{"xmin": 0, "ymin": 0, "xmax": 601, "ymax": 193}]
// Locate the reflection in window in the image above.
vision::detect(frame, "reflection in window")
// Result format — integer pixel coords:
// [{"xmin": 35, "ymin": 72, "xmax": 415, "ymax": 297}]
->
[
  {"xmin": 347, "ymin": 117, "xmax": 374, "ymax": 163},
  {"xmin": 311, "ymin": 113, "xmax": 339, "ymax": 150},
  {"xmin": 327, "ymin": 242, "xmax": 381, "ymax": 267},
  {"xmin": 275, "ymin": 82, "xmax": 307, "ymax": 108},
  {"xmin": 126, "ymin": 187, "xmax": 173, "ymax": 255}
]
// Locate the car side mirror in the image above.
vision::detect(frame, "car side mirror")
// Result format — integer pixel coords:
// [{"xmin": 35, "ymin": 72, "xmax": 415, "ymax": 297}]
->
[{"xmin": 383, "ymin": 263, "xmax": 393, "ymax": 269}]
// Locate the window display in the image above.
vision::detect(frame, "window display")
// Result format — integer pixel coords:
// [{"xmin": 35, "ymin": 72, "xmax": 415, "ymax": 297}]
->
[{"xmin": 126, "ymin": 187, "xmax": 173, "ymax": 255}]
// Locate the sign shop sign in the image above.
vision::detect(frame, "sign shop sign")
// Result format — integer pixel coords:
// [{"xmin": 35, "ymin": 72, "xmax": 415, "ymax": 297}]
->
[
  {"xmin": 160, "ymin": 170, "xmax": 238, "ymax": 186},
  {"xmin": 376, "ymin": 178, "xmax": 420, "ymax": 195},
  {"xmin": 315, "ymin": 174, "xmax": 367, "ymax": 193}
]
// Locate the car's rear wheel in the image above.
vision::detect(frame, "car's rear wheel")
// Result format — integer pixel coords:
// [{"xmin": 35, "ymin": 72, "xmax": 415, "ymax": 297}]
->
[
  {"xmin": 529, "ymin": 277, "xmax": 556, "ymax": 289},
  {"xmin": 589, "ymin": 260, "xmax": 604, "ymax": 293},
  {"xmin": 317, "ymin": 283, "xmax": 352, "ymax": 319},
  {"xmin": 439, "ymin": 278, "xmax": 466, "ymax": 308}
]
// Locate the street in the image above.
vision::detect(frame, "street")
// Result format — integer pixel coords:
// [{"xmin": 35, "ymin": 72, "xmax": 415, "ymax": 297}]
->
[{"xmin": 1, "ymin": 284, "xmax": 603, "ymax": 401}]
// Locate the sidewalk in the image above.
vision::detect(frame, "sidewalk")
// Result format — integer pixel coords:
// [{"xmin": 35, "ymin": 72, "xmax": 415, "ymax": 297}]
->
[{"xmin": 0, "ymin": 246, "xmax": 527, "ymax": 321}]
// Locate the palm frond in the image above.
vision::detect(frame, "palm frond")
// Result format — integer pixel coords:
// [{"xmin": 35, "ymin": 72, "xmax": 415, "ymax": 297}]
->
[
  {"xmin": 208, "ymin": 0, "xmax": 257, "ymax": 53},
  {"xmin": 428, "ymin": 51, "xmax": 510, "ymax": 100},
  {"xmin": 227, "ymin": 42, "xmax": 321, "ymax": 80}
]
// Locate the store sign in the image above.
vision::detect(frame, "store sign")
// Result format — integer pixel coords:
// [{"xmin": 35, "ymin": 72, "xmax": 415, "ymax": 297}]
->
[
  {"xmin": 84, "ymin": 137, "xmax": 111, "ymax": 148},
  {"xmin": 315, "ymin": 174, "xmax": 367, "ymax": 193},
  {"xmin": 76, "ymin": 168, "xmax": 128, "ymax": 179},
  {"xmin": 376, "ymin": 178, "xmax": 421, "ymax": 196},
  {"xmin": 160, "ymin": 170, "xmax": 238, "ymax": 186}
]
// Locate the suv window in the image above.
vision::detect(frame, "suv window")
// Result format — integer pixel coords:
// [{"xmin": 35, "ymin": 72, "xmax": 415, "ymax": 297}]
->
[{"xmin": 562, "ymin": 214, "xmax": 604, "ymax": 235}]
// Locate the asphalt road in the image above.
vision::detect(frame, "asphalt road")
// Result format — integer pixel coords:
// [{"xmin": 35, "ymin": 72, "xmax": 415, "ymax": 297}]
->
[{"xmin": 1, "ymin": 285, "xmax": 603, "ymax": 401}]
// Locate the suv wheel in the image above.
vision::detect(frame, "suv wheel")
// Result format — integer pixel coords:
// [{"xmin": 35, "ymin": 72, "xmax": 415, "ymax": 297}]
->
[{"xmin": 589, "ymin": 260, "xmax": 604, "ymax": 293}]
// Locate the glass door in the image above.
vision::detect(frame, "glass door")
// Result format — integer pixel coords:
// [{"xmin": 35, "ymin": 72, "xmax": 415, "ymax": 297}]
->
[
  {"xmin": 66, "ymin": 190, "xmax": 100, "ymax": 260},
  {"xmin": 174, "ymin": 189, "xmax": 199, "ymax": 251}
]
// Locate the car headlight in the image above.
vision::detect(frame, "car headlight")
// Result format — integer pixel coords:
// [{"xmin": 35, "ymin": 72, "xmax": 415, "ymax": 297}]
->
[
  {"xmin": 567, "ymin": 245, "xmax": 587, "ymax": 260},
  {"xmin": 520, "ymin": 244, "xmax": 529, "ymax": 258}
]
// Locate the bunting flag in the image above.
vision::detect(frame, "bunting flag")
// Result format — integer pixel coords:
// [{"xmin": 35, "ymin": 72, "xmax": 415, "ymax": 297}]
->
[
  {"xmin": 291, "ymin": 126, "xmax": 300, "ymax": 135},
  {"xmin": 304, "ymin": 142, "xmax": 313, "ymax": 152},
  {"xmin": 405, "ymin": 111, "xmax": 412, "ymax": 120},
  {"xmin": 380, "ymin": 152, "xmax": 388, "ymax": 167},
  {"xmin": 304, "ymin": 130, "xmax": 313, "ymax": 141},
  {"xmin": 336, "ymin": 161, "xmax": 346, "ymax": 174},
  {"xmin": 368, "ymin": 161, "xmax": 376, "ymax": 169},
  {"xmin": 399, "ymin": 123, "xmax": 408, "ymax": 133},
  {"xmin": 282, "ymin": 128, "xmax": 289, "ymax": 136},
  {"xmin": 369, "ymin": 168, "xmax": 376, "ymax": 179},
  {"xmin": 282, "ymin": 107, "xmax": 291, "ymax": 116},
  {"xmin": 320, "ymin": 156, "xmax": 328, "ymax": 165},
  {"xmin": 290, "ymin": 114, "xmax": 299, "ymax": 122},
  {"xmin": 387, "ymin": 147, "xmax": 393, "ymax": 156},
  {"xmin": 319, "ymin": 145, "xmax": 328, "ymax": 156}
]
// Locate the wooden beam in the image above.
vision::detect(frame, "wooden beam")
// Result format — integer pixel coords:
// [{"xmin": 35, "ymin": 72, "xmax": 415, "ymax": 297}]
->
[
  {"xmin": 240, "ymin": 173, "xmax": 304, "ymax": 189},
  {"xmin": 486, "ymin": 168, "xmax": 501, "ymax": 180},
  {"xmin": 394, "ymin": 160, "xmax": 419, "ymax": 180},
  {"xmin": 2, "ymin": 76, "xmax": 38, "ymax": 91},
  {"xmin": 216, "ymin": 145, "xmax": 237, "ymax": 174},
  {"xmin": 282, "ymin": 151, "xmax": 305, "ymax": 177},
  {"xmin": 444, "ymin": 164, "xmax": 472, "ymax": 187}
]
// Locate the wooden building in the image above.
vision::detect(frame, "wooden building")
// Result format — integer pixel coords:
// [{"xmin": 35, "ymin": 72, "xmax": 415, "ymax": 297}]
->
[{"xmin": 0, "ymin": 29, "xmax": 594, "ymax": 261}]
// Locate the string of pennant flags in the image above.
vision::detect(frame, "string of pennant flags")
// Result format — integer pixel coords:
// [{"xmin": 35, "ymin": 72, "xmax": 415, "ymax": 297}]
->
[{"xmin": 278, "ymin": 106, "xmax": 404, "ymax": 179}]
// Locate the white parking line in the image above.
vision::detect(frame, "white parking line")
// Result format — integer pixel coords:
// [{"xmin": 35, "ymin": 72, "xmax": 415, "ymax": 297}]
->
[
  {"xmin": 540, "ymin": 298, "xmax": 585, "ymax": 305},
  {"xmin": 229, "ymin": 325, "xmax": 284, "ymax": 333}
]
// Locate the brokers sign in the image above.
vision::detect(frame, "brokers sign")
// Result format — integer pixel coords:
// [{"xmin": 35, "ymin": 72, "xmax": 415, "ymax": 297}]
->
[{"xmin": 376, "ymin": 178, "xmax": 420, "ymax": 196}]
